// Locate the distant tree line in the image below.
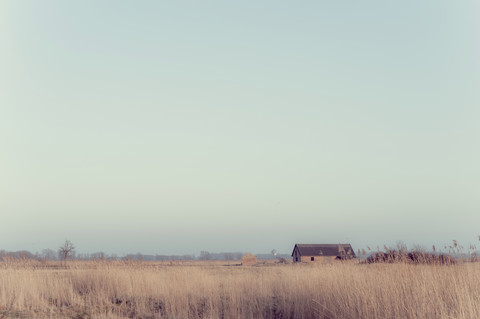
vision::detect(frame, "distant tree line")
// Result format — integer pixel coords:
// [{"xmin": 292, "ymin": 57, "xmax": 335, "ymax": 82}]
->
[
  {"xmin": 198, "ymin": 251, "xmax": 291, "ymax": 260},
  {"xmin": 198, "ymin": 251, "xmax": 244, "ymax": 260},
  {"xmin": 0, "ymin": 250, "xmax": 291, "ymax": 261},
  {"xmin": 123, "ymin": 253, "xmax": 196, "ymax": 261},
  {"xmin": 0, "ymin": 250, "xmax": 37, "ymax": 260},
  {"xmin": 0, "ymin": 241, "xmax": 292, "ymax": 262}
]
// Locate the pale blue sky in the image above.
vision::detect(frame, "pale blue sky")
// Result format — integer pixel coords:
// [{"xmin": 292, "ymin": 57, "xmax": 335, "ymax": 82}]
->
[{"xmin": 1, "ymin": 1, "xmax": 479, "ymax": 256}]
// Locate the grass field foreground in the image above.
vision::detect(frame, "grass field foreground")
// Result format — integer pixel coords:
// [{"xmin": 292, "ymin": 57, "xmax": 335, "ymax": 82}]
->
[{"xmin": 0, "ymin": 260, "xmax": 479, "ymax": 318}]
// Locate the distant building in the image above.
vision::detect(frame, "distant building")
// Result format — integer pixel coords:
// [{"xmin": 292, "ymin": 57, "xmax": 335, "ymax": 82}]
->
[
  {"xmin": 291, "ymin": 244, "xmax": 355, "ymax": 263},
  {"xmin": 241, "ymin": 253, "xmax": 257, "ymax": 265}
]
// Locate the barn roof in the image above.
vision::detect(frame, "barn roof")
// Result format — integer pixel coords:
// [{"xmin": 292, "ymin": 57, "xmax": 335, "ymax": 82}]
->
[{"xmin": 291, "ymin": 244, "xmax": 355, "ymax": 257}]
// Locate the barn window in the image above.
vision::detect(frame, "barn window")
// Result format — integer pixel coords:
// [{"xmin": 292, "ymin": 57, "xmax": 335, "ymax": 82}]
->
[{"xmin": 311, "ymin": 257, "xmax": 314, "ymax": 261}]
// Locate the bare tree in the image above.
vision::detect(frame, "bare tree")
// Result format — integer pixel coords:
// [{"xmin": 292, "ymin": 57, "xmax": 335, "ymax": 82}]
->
[
  {"xmin": 222, "ymin": 252, "xmax": 234, "ymax": 260},
  {"xmin": 58, "ymin": 240, "xmax": 75, "ymax": 266},
  {"xmin": 39, "ymin": 248, "xmax": 57, "ymax": 261},
  {"xmin": 199, "ymin": 251, "xmax": 212, "ymax": 260}
]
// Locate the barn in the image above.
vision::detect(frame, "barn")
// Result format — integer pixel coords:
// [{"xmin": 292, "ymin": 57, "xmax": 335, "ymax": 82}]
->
[{"xmin": 291, "ymin": 244, "xmax": 355, "ymax": 263}]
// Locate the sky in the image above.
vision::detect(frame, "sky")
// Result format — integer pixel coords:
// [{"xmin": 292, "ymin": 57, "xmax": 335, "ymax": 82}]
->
[{"xmin": 1, "ymin": 1, "xmax": 479, "ymax": 256}]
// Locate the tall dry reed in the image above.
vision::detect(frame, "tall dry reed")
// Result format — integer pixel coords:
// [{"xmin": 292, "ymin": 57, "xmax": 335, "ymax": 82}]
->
[{"xmin": 0, "ymin": 260, "xmax": 479, "ymax": 318}]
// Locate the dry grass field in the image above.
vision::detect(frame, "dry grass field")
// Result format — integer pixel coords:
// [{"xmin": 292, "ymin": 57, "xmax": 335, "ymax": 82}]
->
[{"xmin": 0, "ymin": 259, "xmax": 479, "ymax": 319}]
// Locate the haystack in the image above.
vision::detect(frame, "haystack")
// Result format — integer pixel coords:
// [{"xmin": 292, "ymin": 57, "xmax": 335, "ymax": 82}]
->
[{"xmin": 241, "ymin": 253, "xmax": 257, "ymax": 266}]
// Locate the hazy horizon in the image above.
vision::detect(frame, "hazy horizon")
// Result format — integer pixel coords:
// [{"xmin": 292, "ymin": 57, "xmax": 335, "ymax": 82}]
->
[{"xmin": 2, "ymin": 1, "xmax": 479, "ymax": 257}]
